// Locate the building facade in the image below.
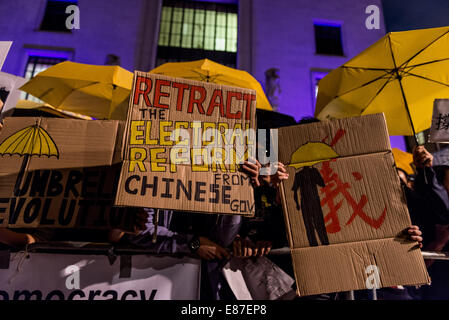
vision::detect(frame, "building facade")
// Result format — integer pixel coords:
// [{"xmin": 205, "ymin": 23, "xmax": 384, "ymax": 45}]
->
[{"xmin": 1, "ymin": 0, "xmax": 387, "ymax": 124}]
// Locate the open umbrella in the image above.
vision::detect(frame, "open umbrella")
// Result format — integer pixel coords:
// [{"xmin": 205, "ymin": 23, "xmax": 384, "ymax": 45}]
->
[
  {"xmin": 20, "ymin": 61, "xmax": 133, "ymax": 120},
  {"xmin": 0, "ymin": 121, "xmax": 59, "ymax": 195},
  {"xmin": 150, "ymin": 59, "xmax": 273, "ymax": 111},
  {"xmin": 315, "ymin": 26, "xmax": 449, "ymax": 141},
  {"xmin": 13, "ymin": 100, "xmax": 95, "ymax": 120}
]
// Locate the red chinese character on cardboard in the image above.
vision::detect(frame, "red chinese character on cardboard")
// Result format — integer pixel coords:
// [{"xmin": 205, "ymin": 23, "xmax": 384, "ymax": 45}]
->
[{"xmin": 319, "ymin": 129, "xmax": 387, "ymax": 234}]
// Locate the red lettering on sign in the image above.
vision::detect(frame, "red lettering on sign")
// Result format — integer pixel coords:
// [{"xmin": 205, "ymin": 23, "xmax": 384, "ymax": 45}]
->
[
  {"xmin": 153, "ymin": 79, "xmax": 170, "ymax": 109},
  {"xmin": 172, "ymin": 82, "xmax": 189, "ymax": 111},
  {"xmin": 226, "ymin": 91, "xmax": 242, "ymax": 119},
  {"xmin": 133, "ymin": 76, "xmax": 152, "ymax": 107},
  {"xmin": 187, "ymin": 85, "xmax": 206, "ymax": 114},
  {"xmin": 207, "ymin": 89, "xmax": 225, "ymax": 117}
]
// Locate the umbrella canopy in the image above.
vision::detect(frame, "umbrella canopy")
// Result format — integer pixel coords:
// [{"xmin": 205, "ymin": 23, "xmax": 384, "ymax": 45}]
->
[
  {"xmin": 150, "ymin": 59, "xmax": 273, "ymax": 111},
  {"xmin": 315, "ymin": 26, "xmax": 449, "ymax": 137},
  {"xmin": 20, "ymin": 61, "xmax": 133, "ymax": 120},
  {"xmin": 13, "ymin": 100, "xmax": 94, "ymax": 120},
  {"xmin": 392, "ymin": 148, "xmax": 414, "ymax": 175}
]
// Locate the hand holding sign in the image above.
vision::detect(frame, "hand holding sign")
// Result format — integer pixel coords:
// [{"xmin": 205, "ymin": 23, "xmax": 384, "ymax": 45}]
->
[{"xmin": 413, "ymin": 146, "xmax": 433, "ymax": 168}]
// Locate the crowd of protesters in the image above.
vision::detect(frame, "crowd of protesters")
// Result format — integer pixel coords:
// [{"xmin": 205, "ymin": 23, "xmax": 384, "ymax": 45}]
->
[{"xmin": 0, "ymin": 114, "xmax": 449, "ymax": 301}]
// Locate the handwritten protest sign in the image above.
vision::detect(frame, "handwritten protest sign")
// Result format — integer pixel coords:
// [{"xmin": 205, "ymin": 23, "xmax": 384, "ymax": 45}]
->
[
  {"xmin": 278, "ymin": 113, "xmax": 429, "ymax": 296},
  {"xmin": 429, "ymin": 99, "xmax": 449, "ymax": 143},
  {"xmin": 115, "ymin": 72, "xmax": 257, "ymax": 215},
  {"xmin": 0, "ymin": 117, "xmax": 135, "ymax": 229}
]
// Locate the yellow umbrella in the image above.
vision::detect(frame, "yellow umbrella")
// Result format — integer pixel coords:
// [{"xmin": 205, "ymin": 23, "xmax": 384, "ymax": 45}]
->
[
  {"xmin": 315, "ymin": 26, "xmax": 449, "ymax": 139},
  {"xmin": 0, "ymin": 122, "xmax": 59, "ymax": 195},
  {"xmin": 392, "ymin": 148, "xmax": 414, "ymax": 175},
  {"xmin": 150, "ymin": 59, "xmax": 273, "ymax": 111},
  {"xmin": 14, "ymin": 100, "xmax": 94, "ymax": 120},
  {"xmin": 20, "ymin": 61, "xmax": 133, "ymax": 120}
]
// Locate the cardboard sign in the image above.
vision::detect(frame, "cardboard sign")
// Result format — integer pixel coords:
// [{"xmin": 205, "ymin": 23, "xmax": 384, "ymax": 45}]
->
[
  {"xmin": 278, "ymin": 113, "xmax": 430, "ymax": 296},
  {"xmin": 429, "ymin": 99, "xmax": 449, "ymax": 143},
  {"xmin": 115, "ymin": 72, "xmax": 257, "ymax": 216},
  {"xmin": 0, "ymin": 42, "xmax": 12, "ymax": 71},
  {"xmin": 0, "ymin": 117, "xmax": 134, "ymax": 229},
  {"xmin": 0, "ymin": 252, "xmax": 200, "ymax": 300}
]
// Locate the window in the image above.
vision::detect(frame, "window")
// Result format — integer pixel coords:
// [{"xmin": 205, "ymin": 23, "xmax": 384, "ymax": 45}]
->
[
  {"xmin": 157, "ymin": 0, "xmax": 238, "ymax": 67},
  {"xmin": 314, "ymin": 22, "xmax": 344, "ymax": 56},
  {"xmin": 22, "ymin": 56, "xmax": 67, "ymax": 101},
  {"xmin": 40, "ymin": 0, "xmax": 78, "ymax": 32}
]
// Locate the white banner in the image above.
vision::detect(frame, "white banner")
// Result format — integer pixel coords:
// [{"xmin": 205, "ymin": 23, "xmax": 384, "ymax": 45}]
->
[{"xmin": 0, "ymin": 252, "xmax": 201, "ymax": 300}]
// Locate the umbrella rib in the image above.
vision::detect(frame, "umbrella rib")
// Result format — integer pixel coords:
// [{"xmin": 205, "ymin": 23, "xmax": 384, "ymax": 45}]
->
[
  {"xmin": 335, "ymin": 71, "xmax": 394, "ymax": 98},
  {"xmin": 406, "ymin": 57, "xmax": 449, "ymax": 69},
  {"xmin": 388, "ymin": 34, "xmax": 398, "ymax": 69},
  {"xmin": 361, "ymin": 78, "xmax": 392, "ymax": 111},
  {"xmin": 400, "ymin": 30, "xmax": 449, "ymax": 68},
  {"xmin": 341, "ymin": 66, "xmax": 392, "ymax": 71},
  {"xmin": 404, "ymin": 71, "xmax": 449, "ymax": 88}
]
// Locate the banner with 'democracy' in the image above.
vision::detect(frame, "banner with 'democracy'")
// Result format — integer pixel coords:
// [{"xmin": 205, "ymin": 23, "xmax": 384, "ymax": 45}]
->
[
  {"xmin": 0, "ymin": 252, "xmax": 200, "ymax": 300},
  {"xmin": 115, "ymin": 72, "xmax": 257, "ymax": 216}
]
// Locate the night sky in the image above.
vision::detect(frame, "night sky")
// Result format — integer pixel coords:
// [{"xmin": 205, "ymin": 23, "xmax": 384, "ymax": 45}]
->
[{"xmin": 383, "ymin": 0, "xmax": 449, "ymax": 31}]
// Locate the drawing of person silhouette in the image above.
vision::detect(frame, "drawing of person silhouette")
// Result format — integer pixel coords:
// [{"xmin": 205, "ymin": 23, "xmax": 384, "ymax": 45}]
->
[
  {"xmin": 292, "ymin": 165, "xmax": 329, "ymax": 246},
  {"xmin": 289, "ymin": 142, "xmax": 339, "ymax": 247}
]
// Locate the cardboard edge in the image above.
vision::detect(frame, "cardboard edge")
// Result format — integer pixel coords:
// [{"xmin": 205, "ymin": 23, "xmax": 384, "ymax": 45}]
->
[{"xmin": 279, "ymin": 180, "xmax": 302, "ymax": 296}]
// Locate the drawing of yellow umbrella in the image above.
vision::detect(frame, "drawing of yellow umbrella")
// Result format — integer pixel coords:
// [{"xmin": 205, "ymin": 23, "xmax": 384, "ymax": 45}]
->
[
  {"xmin": 289, "ymin": 142, "xmax": 339, "ymax": 169},
  {"xmin": 0, "ymin": 123, "xmax": 59, "ymax": 195}
]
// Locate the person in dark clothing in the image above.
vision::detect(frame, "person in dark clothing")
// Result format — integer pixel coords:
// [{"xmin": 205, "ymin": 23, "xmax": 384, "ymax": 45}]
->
[
  {"xmin": 292, "ymin": 165, "xmax": 329, "ymax": 246},
  {"xmin": 406, "ymin": 146, "xmax": 449, "ymax": 300},
  {"xmin": 108, "ymin": 160, "xmax": 265, "ymax": 300}
]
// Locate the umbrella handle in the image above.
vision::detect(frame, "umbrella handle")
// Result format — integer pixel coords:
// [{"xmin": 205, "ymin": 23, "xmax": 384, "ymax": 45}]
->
[{"xmin": 14, "ymin": 154, "xmax": 30, "ymax": 197}]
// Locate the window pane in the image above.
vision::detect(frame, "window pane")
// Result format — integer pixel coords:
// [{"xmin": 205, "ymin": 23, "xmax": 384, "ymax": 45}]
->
[
  {"xmin": 216, "ymin": 26, "xmax": 226, "ymax": 51},
  {"xmin": 158, "ymin": 32, "xmax": 169, "ymax": 46},
  {"xmin": 195, "ymin": 10, "xmax": 205, "ymax": 24},
  {"xmin": 170, "ymin": 34, "xmax": 181, "ymax": 47},
  {"xmin": 161, "ymin": 6, "xmax": 172, "ymax": 21},
  {"xmin": 182, "ymin": 23, "xmax": 192, "ymax": 48},
  {"xmin": 193, "ymin": 34, "xmax": 204, "ymax": 48},
  {"xmin": 205, "ymin": 10, "xmax": 216, "ymax": 25},
  {"xmin": 216, "ymin": 12, "xmax": 226, "ymax": 26},
  {"xmin": 173, "ymin": 7, "xmax": 183, "ymax": 22},
  {"xmin": 184, "ymin": 8, "xmax": 194, "ymax": 23},
  {"xmin": 205, "ymin": 37, "xmax": 214, "ymax": 50},
  {"xmin": 227, "ymin": 13, "xmax": 237, "ymax": 28},
  {"xmin": 171, "ymin": 22, "xmax": 182, "ymax": 35},
  {"xmin": 314, "ymin": 24, "xmax": 344, "ymax": 55}
]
